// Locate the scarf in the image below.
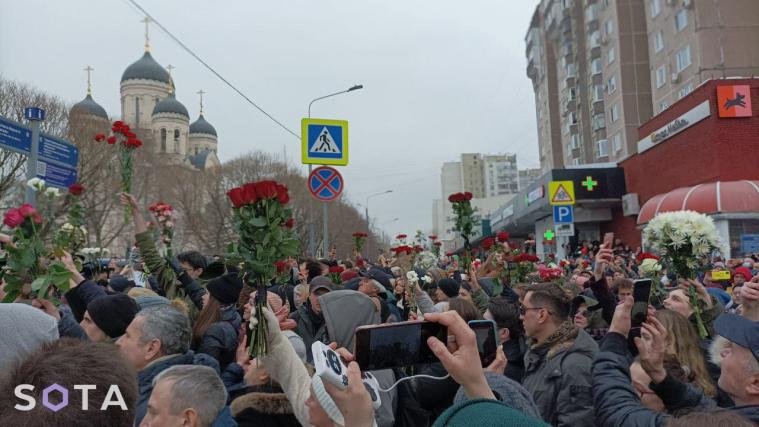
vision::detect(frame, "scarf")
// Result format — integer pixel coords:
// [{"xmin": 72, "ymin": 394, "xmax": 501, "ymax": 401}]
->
[{"xmin": 528, "ymin": 320, "xmax": 579, "ymax": 359}]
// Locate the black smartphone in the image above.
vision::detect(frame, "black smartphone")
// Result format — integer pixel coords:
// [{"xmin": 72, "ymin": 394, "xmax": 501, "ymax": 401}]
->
[
  {"xmin": 469, "ymin": 320, "xmax": 498, "ymax": 367},
  {"xmin": 354, "ymin": 321, "xmax": 448, "ymax": 371},
  {"xmin": 631, "ymin": 279, "xmax": 652, "ymax": 327}
]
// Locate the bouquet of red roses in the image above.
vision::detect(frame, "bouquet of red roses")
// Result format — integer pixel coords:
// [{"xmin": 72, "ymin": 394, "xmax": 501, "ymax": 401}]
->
[
  {"xmin": 95, "ymin": 121, "xmax": 142, "ymax": 224},
  {"xmin": 1, "ymin": 204, "xmax": 72, "ymax": 303},
  {"xmin": 328, "ymin": 265, "xmax": 345, "ymax": 284},
  {"xmin": 227, "ymin": 180, "xmax": 299, "ymax": 356},
  {"xmin": 352, "ymin": 232, "xmax": 368, "ymax": 254}
]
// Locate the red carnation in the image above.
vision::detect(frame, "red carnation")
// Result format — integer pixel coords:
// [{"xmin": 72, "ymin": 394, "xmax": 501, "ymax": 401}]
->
[
  {"xmin": 111, "ymin": 121, "xmax": 125, "ymax": 133},
  {"xmin": 226, "ymin": 187, "xmax": 246, "ymax": 208},
  {"xmin": 18, "ymin": 203, "xmax": 36, "ymax": 218},
  {"xmin": 275, "ymin": 261, "xmax": 288, "ymax": 274},
  {"xmin": 94, "ymin": 133, "xmax": 106, "ymax": 142},
  {"xmin": 285, "ymin": 218, "xmax": 295, "ymax": 229},
  {"xmin": 68, "ymin": 183, "xmax": 84, "ymax": 196},
  {"xmin": 481, "ymin": 237, "xmax": 495, "ymax": 251},
  {"xmin": 3, "ymin": 208, "xmax": 24, "ymax": 228},
  {"xmin": 434, "ymin": 241, "xmax": 442, "ymax": 247},
  {"xmin": 428, "ymin": 235, "xmax": 437, "ymax": 240},
  {"xmin": 328, "ymin": 265, "xmax": 345, "ymax": 274},
  {"xmin": 125, "ymin": 131, "xmax": 137, "ymax": 138},
  {"xmin": 396, "ymin": 234, "xmax": 407, "ymax": 240},
  {"xmin": 106, "ymin": 136, "xmax": 117, "ymax": 145},
  {"xmin": 497, "ymin": 231, "xmax": 509, "ymax": 242}
]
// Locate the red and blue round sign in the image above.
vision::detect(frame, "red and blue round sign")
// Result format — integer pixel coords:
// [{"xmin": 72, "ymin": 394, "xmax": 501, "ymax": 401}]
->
[{"xmin": 308, "ymin": 166, "xmax": 344, "ymax": 201}]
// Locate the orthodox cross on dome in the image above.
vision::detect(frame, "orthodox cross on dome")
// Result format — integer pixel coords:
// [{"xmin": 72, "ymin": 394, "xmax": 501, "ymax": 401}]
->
[
  {"xmin": 84, "ymin": 65, "xmax": 94, "ymax": 96},
  {"xmin": 166, "ymin": 64, "xmax": 175, "ymax": 93},
  {"xmin": 141, "ymin": 16, "xmax": 152, "ymax": 52},
  {"xmin": 197, "ymin": 89, "xmax": 205, "ymax": 114}
]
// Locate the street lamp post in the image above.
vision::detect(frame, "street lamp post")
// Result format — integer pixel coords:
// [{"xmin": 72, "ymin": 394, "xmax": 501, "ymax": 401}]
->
[
  {"xmin": 364, "ymin": 190, "xmax": 393, "ymax": 259},
  {"xmin": 306, "ymin": 84, "xmax": 363, "ymax": 257}
]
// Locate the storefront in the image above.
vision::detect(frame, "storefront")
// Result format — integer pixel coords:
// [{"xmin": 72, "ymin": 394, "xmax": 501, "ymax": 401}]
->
[{"xmin": 613, "ymin": 78, "xmax": 759, "ymax": 255}]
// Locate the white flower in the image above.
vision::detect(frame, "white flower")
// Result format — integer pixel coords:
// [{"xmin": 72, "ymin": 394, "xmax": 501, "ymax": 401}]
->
[
  {"xmin": 27, "ymin": 177, "xmax": 45, "ymax": 191},
  {"xmin": 422, "ymin": 275, "xmax": 433, "ymax": 284},
  {"xmin": 406, "ymin": 271, "xmax": 419, "ymax": 282},
  {"xmin": 165, "ymin": 221, "xmax": 174, "ymax": 228},
  {"xmin": 61, "ymin": 223, "xmax": 74, "ymax": 232},
  {"xmin": 45, "ymin": 187, "xmax": 60, "ymax": 198},
  {"xmin": 80, "ymin": 226, "xmax": 88, "ymax": 235},
  {"xmin": 639, "ymin": 258, "xmax": 662, "ymax": 274}
]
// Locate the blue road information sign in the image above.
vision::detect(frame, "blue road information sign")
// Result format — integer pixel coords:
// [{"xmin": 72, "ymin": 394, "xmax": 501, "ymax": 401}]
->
[
  {"xmin": 24, "ymin": 107, "xmax": 45, "ymax": 121},
  {"xmin": 37, "ymin": 161, "xmax": 77, "ymax": 189},
  {"xmin": 308, "ymin": 166, "xmax": 344, "ymax": 201},
  {"xmin": 553, "ymin": 205, "xmax": 574, "ymax": 224},
  {"xmin": 39, "ymin": 134, "xmax": 79, "ymax": 169},
  {"xmin": 301, "ymin": 118, "xmax": 349, "ymax": 166},
  {"xmin": 0, "ymin": 116, "xmax": 33, "ymax": 154}
]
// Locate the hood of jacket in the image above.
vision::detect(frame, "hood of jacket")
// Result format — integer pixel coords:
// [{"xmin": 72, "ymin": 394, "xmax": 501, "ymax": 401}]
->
[
  {"xmin": 221, "ymin": 304, "xmax": 242, "ymax": 329},
  {"xmin": 320, "ymin": 290, "xmax": 379, "ymax": 349},
  {"xmin": 551, "ymin": 327, "xmax": 598, "ymax": 360}
]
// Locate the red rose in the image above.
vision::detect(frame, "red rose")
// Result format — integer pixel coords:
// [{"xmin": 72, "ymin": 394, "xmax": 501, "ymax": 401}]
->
[
  {"xmin": 94, "ymin": 133, "xmax": 106, "ymax": 142},
  {"xmin": 445, "ymin": 252, "xmax": 453, "ymax": 257},
  {"xmin": 276, "ymin": 184, "xmax": 290, "ymax": 204},
  {"xmin": 434, "ymin": 241, "xmax": 442, "ymax": 247},
  {"xmin": 414, "ymin": 246, "xmax": 423, "ymax": 253},
  {"xmin": 124, "ymin": 138, "xmax": 142, "ymax": 149},
  {"xmin": 226, "ymin": 187, "xmax": 246, "ymax": 208},
  {"xmin": 428, "ymin": 235, "xmax": 437, "ymax": 240},
  {"xmin": 68, "ymin": 183, "xmax": 84, "ymax": 196},
  {"xmin": 257, "ymin": 181, "xmax": 278, "ymax": 200},
  {"xmin": 111, "ymin": 121, "xmax": 125, "ymax": 133},
  {"xmin": 497, "ymin": 231, "xmax": 509, "ymax": 242},
  {"xmin": 32, "ymin": 213, "xmax": 42, "ymax": 224},
  {"xmin": 3, "ymin": 208, "xmax": 24, "ymax": 228},
  {"xmin": 285, "ymin": 218, "xmax": 295, "ymax": 228},
  {"xmin": 18, "ymin": 203, "xmax": 36, "ymax": 218},
  {"xmin": 481, "ymin": 237, "xmax": 495, "ymax": 251},
  {"xmin": 125, "ymin": 131, "xmax": 137, "ymax": 138},
  {"xmin": 241, "ymin": 183, "xmax": 259, "ymax": 205},
  {"xmin": 396, "ymin": 234, "xmax": 407, "ymax": 239},
  {"xmin": 464, "ymin": 192, "xmax": 473, "ymax": 201},
  {"xmin": 106, "ymin": 136, "xmax": 117, "ymax": 145},
  {"xmin": 329, "ymin": 265, "xmax": 344, "ymax": 274}
]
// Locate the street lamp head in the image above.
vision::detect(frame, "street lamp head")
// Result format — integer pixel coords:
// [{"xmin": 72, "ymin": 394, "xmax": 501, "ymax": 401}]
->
[
  {"xmin": 385, "ymin": 189, "xmax": 393, "ymax": 194},
  {"xmin": 348, "ymin": 84, "xmax": 364, "ymax": 92}
]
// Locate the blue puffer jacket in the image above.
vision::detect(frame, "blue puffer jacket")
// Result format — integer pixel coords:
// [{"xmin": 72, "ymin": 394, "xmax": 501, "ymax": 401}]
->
[{"xmin": 135, "ymin": 350, "xmax": 220, "ymax": 425}]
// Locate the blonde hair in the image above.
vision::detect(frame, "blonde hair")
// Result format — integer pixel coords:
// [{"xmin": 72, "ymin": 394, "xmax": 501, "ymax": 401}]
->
[
  {"xmin": 655, "ymin": 309, "xmax": 716, "ymax": 397},
  {"xmin": 127, "ymin": 287, "xmax": 158, "ymax": 298}
]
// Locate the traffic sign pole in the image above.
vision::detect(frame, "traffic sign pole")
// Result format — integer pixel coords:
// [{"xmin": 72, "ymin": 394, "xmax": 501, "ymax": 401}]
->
[
  {"xmin": 322, "ymin": 203, "xmax": 329, "ymax": 257},
  {"xmin": 24, "ymin": 110, "xmax": 43, "ymax": 207}
]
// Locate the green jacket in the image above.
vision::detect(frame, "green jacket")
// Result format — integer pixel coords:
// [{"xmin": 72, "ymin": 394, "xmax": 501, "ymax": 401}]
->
[
  {"xmin": 135, "ymin": 231, "xmax": 205, "ymax": 320},
  {"xmin": 472, "ymin": 288, "xmax": 490, "ymax": 315}
]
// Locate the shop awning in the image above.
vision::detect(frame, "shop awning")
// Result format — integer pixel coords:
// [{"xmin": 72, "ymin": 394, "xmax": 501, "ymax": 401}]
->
[{"xmin": 637, "ymin": 180, "xmax": 759, "ymax": 224}]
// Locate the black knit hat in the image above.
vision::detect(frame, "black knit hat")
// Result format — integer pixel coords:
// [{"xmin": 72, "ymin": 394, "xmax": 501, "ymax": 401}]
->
[
  {"xmin": 87, "ymin": 294, "xmax": 140, "ymax": 338},
  {"xmin": 206, "ymin": 273, "xmax": 244, "ymax": 305},
  {"xmin": 438, "ymin": 278, "xmax": 460, "ymax": 299}
]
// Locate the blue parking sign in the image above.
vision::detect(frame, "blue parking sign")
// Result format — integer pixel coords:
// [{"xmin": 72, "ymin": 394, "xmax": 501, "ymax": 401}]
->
[{"xmin": 553, "ymin": 205, "xmax": 574, "ymax": 223}]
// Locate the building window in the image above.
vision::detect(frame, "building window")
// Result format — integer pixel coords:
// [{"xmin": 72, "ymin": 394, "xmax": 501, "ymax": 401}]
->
[
  {"xmin": 605, "ymin": 20, "xmax": 614, "ymax": 35},
  {"xmin": 676, "ymin": 45, "xmax": 691, "ymax": 72},
  {"xmin": 607, "ymin": 47, "xmax": 616, "ymax": 64},
  {"xmin": 607, "ymin": 75, "xmax": 617, "ymax": 93},
  {"xmin": 612, "ymin": 132, "xmax": 622, "ymax": 153},
  {"xmin": 591, "ymin": 58, "xmax": 602, "ymax": 74},
  {"xmin": 656, "ymin": 65, "xmax": 667, "ymax": 88},
  {"xmin": 160, "ymin": 128, "xmax": 167, "ymax": 153},
  {"xmin": 609, "ymin": 104, "xmax": 619, "ymax": 122},
  {"xmin": 597, "ymin": 139, "xmax": 609, "ymax": 158},
  {"xmin": 675, "ymin": 9, "xmax": 688, "ymax": 32},
  {"xmin": 678, "ymin": 83, "xmax": 694, "ymax": 99},
  {"xmin": 654, "ymin": 30, "xmax": 664, "ymax": 53},
  {"xmin": 650, "ymin": 0, "xmax": 661, "ymax": 17},
  {"xmin": 135, "ymin": 97, "xmax": 141, "ymax": 126},
  {"xmin": 173, "ymin": 129, "xmax": 180, "ymax": 153}
]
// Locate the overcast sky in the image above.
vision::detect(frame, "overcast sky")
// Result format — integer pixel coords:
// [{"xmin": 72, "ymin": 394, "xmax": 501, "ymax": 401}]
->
[{"xmin": 0, "ymin": 0, "xmax": 540, "ymax": 237}]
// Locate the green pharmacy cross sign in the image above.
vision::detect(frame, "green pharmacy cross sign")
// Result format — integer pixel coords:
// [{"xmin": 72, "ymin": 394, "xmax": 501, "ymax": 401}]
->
[
  {"xmin": 544, "ymin": 229, "xmax": 555, "ymax": 241},
  {"xmin": 582, "ymin": 176, "xmax": 598, "ymax": 191}
]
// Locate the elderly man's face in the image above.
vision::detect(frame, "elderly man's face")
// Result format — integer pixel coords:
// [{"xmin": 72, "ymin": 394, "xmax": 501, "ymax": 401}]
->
[
  {"xmin": 359, "ymin": 278, "xmax": 378, "ymax": 297},
  {"xmin": 140, "ymin": 379, "xmax": 187, "ymax": 427}
]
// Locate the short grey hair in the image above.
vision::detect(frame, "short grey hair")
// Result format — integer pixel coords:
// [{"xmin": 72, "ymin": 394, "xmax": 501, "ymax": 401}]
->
[
  {"xmin": 153, "ymin": 365, "xmax": 226, "ymax": 427},
  {"xmin": 136, "ymin": 306, "xmax": 191, "ymax": 356}
]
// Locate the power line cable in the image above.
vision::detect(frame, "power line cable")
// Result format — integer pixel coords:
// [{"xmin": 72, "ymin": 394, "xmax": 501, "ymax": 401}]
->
[{"xmin": 123, "ymin": 0, "xmax": 301, "ymax": 140}]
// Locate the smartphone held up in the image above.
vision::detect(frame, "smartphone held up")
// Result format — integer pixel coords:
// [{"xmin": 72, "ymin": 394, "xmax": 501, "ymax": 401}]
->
[{"xmin": 354, "ymin": 321, "xmax": 447, "ymax": 371}]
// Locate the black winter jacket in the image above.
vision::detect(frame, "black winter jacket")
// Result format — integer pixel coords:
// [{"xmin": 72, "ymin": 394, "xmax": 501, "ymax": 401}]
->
[{"xmin": 196, "ymin": 304, "xmax": 242, "ymax": 370}]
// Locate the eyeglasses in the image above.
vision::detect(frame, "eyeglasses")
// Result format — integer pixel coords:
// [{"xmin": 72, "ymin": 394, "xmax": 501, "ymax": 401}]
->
[{"xmin": 519, "ymin": 305, "xmax": 544, "ymax": 315}]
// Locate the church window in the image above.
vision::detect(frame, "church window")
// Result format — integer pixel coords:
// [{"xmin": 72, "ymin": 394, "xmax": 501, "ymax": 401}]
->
[
  {"xmin": 135, "ymin": 97, "xmax": 141, "ymax": 126},
  {"xmin": 160, "ymin": 128, "xmax": 167, "ymax": 153},
  {"xmin": 174, "ymin": 129, "xmax": 180, "ymax": 153}
]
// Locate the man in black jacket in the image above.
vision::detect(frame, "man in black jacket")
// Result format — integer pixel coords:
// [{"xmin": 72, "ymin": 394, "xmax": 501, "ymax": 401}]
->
[{"xmin": 593, "ymin": 297, "xmax": 759, "ymax": 426}]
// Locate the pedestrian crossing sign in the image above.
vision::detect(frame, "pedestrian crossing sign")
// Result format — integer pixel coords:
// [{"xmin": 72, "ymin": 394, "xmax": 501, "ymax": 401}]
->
[
  {"xmin": 548, "ymin": 180, "xmax": 575, "ymax": 206},
  {"xmin": 302, "ymin": 118, "xmax": 349, "ymax": 166}
]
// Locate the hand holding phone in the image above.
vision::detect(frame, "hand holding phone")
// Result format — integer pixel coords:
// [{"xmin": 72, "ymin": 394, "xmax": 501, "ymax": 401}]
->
[
  {"xmin": 354, "ymin": 321, "xmax": 447, "ymax": 371},
  {"xmin": 631, "ymin": 279, "xmax": 652, "ymax": 327},
  {"xmin": 468, "ymin": 320, "xmax": 498, "ymax": 367}
]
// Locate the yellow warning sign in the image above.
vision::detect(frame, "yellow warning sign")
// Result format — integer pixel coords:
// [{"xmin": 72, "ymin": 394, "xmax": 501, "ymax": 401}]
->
[{"xmin": 549, "ymin": 181, "xmax": 575, "ymax": 206}]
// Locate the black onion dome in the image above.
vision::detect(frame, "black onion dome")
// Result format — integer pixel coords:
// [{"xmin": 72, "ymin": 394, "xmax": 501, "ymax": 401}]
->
[
  {"xmin": 70, "ymin": 94, "xmax": 108, "ymax": 119},
  {"xmin": 121, "ymin": 52, "xmax": 170, "ymax": 83},
  {"xmin": 152, "ymin": 92, "xmax": 189, "ymax": 118},
  {"xmin": 189, "ymin": 114, "xmax": 217, "ymax": 137}
]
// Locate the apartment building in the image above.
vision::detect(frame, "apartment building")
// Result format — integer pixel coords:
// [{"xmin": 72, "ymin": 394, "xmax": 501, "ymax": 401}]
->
[{"xmin": 645, "ymin": 0, "xmax": 759, "ymax": 114}]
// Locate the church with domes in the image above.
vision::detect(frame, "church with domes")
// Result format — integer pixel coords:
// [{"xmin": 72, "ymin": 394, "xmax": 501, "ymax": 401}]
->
[{"xmin": 70, "ymin": 28, "xmax": 220, "ymax": 170}]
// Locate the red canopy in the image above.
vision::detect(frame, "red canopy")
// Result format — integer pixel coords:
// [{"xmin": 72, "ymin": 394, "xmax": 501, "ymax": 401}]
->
[{"xmin": 637, "ymin": 180, "xmax": 759, "ymax": 224}]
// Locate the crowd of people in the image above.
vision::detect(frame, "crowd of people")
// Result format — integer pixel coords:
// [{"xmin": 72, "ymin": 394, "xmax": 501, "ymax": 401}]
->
[{"xmin": 1, "ymin": 195, "xmax": 759, "ymax": 426}]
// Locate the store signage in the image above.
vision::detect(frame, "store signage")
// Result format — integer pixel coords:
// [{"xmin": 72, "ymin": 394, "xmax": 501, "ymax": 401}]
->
[
  {"xmin": 525, "ymin": 185, "xmax": 544, "ymax": 206},
  {"xmin": 637, "ymin": 100, "xmax": 710, "ymax": 154}
]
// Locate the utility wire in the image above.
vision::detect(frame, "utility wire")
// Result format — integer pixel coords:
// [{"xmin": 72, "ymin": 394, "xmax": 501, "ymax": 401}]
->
[{"xmin": 123, "ymin": 0, "xmax": 301, "ymax": 140}]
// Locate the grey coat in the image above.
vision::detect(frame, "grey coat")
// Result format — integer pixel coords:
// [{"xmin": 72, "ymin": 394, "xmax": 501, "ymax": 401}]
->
[{"xmin": 522, "ymin": 327, "xmax": 598, "ymax": 427}]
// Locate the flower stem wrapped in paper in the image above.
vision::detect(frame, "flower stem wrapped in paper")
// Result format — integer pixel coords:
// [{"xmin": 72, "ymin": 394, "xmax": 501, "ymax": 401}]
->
[
  {"xmin": 226, "ymin": 180, "xmax": 300, "ymax": 357},
  {"xmin": 643, "ymin": 211, "xmax": 720, "ymax": 338}
]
